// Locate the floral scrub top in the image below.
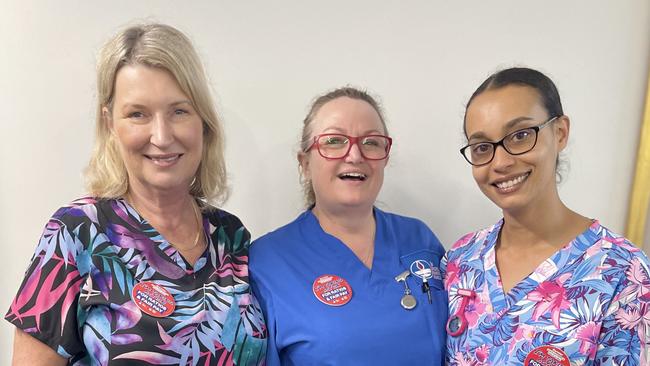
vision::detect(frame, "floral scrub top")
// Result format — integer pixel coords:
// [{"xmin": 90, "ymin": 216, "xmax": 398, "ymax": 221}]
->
[
  {"xmin": 5, "ymin": 197, "xmax": 267, "ymax": 365},
  {"xmin": 442, "ymin": 219, "xmax": 650, "ymax": 365}
]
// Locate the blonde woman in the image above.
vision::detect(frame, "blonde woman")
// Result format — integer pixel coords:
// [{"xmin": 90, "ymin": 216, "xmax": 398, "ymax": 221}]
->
[{"xmin": 5, "ymin": 23, "xmax": 266, "ymax": 365}]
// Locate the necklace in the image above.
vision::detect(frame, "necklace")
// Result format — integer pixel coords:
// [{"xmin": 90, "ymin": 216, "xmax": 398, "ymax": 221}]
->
[
  {"xmin": 170, "ymin": 201, "xmax": 203, "ymax": 251},
  {"xmin": 126, "ymin": 195, "xmax": 204, "ymax": 251}
]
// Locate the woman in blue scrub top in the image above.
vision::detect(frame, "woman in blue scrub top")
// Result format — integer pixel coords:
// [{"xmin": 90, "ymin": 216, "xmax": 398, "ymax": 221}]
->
[{"xmin": 249, "ymin": 87, "xmax": 447, "ymax": 365}]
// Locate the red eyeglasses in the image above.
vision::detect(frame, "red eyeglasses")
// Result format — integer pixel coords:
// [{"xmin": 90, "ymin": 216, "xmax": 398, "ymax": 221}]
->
[{"xmin": 305, "ymin": 133, "xmax": 392, "ymax": 160}]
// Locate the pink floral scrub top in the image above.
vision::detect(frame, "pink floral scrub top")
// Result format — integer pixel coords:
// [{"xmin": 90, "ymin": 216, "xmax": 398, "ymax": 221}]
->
[{"xmin": 442, "ymin": 219, "xmax": 650, "ymax": 365}]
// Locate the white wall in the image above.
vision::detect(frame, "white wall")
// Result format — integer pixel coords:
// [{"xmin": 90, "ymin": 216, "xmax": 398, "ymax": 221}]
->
[{"xmin": 1, "ymin": 0, "xmax": 648, "ymax": 361}]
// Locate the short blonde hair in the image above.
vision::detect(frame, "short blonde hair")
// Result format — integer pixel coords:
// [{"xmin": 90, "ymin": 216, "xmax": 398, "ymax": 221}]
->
[
  {"xmin": 299, "ymin": 87, "xmax": 388, "ymax": 206},
  {"xmin": 85, "ymin": 23, "xmax": 228, "ymax": 205}
]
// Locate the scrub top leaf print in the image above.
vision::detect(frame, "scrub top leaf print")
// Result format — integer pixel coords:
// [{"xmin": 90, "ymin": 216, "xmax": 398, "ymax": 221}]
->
[
  {"xmin": 5, "ymin": 197, "xmax": 266, "ymax": 365},
  {"xmin": 444, "ymin": 219, "xmax": 650, "ymax": 365}
]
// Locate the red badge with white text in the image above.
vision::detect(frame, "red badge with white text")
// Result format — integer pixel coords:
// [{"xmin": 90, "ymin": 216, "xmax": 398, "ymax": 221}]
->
[
  {"xmin": 524, "ymin": 346, "xmax": 570, "ymax": 366},
  {"xmin": 312, "ymin": 274, "xmax": 353, "ymax": 306},
  {"xmin": 132, "ymin": 281, "xmax": 176, "ymax": 317}
]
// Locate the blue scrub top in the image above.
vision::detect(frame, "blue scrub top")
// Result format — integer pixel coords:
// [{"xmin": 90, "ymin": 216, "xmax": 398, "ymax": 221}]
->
[{"xmin": 250, "ymin": 208, "xmax": 447, "ymax": 366}]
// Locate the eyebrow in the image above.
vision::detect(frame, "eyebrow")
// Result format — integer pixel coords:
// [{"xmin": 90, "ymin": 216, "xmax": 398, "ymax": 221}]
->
[
  {"xmin": 120, "ymin": 100, "xmax": 193, "ymax": 110},
  {"xmin": 320, "ymin": 126, "xmax": 384, "ymax": 135},
  {"xmin": 468, "ymin": 116, "xmax": 535, "ymax": 142}
]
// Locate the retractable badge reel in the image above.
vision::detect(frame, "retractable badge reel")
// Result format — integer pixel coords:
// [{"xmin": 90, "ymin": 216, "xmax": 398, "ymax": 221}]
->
[
  {"xmin": 446, "ymin": 288, "xmax": 476, "ymax": 336},
  {"xmin": 394, "ymin": 270, "xmax": 417, "ymax": 310}
]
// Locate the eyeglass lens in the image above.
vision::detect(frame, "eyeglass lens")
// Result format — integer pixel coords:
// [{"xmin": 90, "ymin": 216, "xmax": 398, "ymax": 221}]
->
[
  {"xmin": 466, "ymin": 127, "xmax": 538, "ymax": 165},
  {"xmin": 317, "ymin": 134, "xmax": 390, "ymax": 159}
]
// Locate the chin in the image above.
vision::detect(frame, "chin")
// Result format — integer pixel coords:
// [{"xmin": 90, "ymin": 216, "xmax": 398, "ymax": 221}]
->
[{"xmin": 142, "ymin": 177, "xmax": 191, "ymax": 193}]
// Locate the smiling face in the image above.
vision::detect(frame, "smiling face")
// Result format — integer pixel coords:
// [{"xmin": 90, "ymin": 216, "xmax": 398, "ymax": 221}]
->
[
  {"xmin": 464, "ymin": 85, "xmax": 569, "ymax": 214},
  {"xmin": 299, "ymin": 97, "xmax": 388, "ymax": 214},
  {"xmin": 106, "ymin": 64, "xmax": 203, "ymax": 197}
]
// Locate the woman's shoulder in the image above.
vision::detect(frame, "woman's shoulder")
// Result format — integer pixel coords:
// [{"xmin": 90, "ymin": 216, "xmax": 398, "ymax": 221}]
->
[
  {"xmin": 251, "ymin": 211, "xmax": 309, "ymax": 250},
  {"xmin": 47, "ymin": 196, "xmax": 108, "ymax": 222},
  {"xmin": 375, "ymin": 207, "xmax": 441, "ymax": 237},
  {"xmin": 375, "ymin": 207, "xmax": 428, "ymax": 227},
  {"xmin": 448, "ymin": 220, "xmax": 501, "ymax": 253},
  {"xmin": 589, "ymin": 221, "xmax": 649, "ymax": 265},
  {"xmin": 202, "ymin": 205, "xmax": 246, "ymax": 227}
]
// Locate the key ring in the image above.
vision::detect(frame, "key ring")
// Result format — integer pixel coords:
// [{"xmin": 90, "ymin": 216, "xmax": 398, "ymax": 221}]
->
[{"xmin": 446, "ymin": 288, "xmax": 475, "ymax": 337}]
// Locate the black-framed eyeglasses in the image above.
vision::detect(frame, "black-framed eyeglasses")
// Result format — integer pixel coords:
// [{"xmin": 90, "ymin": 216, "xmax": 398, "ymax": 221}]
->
[
  {"xmin": 459, "ymin": 116, "xmax": 559, "ymax": 166},
  {"xmin": 305, "ymin": 133, "xmax": 393, "ymax": 160}
]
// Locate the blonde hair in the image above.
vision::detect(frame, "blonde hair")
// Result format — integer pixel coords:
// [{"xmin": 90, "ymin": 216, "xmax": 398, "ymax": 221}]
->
[
  {"xmin": 85, "ymin": 23, "xmax": 228, "ymax": 205},
  {"xmin": 299, "ymin": 86, "xmax": 388, "ymax": 206}
]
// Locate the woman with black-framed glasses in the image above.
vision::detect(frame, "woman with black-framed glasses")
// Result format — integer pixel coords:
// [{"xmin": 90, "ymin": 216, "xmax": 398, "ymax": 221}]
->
[
  {"xmin": 443, "ymin": 67, "xmax": 650, "ymax": 365},
  {"xmin": 249, "ymin": 86, "xmax": 447, "ymax": 365}
]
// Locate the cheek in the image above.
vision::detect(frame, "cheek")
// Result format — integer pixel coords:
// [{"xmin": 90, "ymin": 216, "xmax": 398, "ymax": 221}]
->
[
  {"xmin": 372, "ymin": 161, "xmax": 387, "ymax": 182},
  {"xmin": 178, "ymin": 122, "xmax": 203, "ymax": 148},
  {"xmin": 471, "ymin": 167, "xmax": 485, "ymax": 184},
  {"xmin": 114, "ymin": 124, "xmax": 147, "ymax": 152}
]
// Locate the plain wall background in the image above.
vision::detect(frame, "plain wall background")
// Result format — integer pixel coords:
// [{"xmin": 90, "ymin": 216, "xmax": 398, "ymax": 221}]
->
[{"xmin": 1, "ymin": 0, "xmax": 649, "ymax": 362}]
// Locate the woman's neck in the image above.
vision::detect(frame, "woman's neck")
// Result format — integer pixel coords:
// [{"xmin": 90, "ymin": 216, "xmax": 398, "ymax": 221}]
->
[
  {"xmin": 126, "ymin": 185, "xmax": 195, "ymax": 231},
  {"xmin": 312, "ymin": 204, "xmax": 376, "ymax": 268},
  {"xmin": 312, "ymin": 204, "xmax": 374, "ymax": 235},
  {"xmin": 500, "ymin": 193, "xmax": 590, "ymax": 250}
]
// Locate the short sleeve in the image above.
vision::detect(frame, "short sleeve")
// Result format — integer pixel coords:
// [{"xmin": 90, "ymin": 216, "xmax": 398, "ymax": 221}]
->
[
  {"xmin": 249, "ymin": 269, "xmax": 281, "ymax": 366},
  {"xmin": 5, "ymin": 209, "xmax": 87, "ymax": 358},
  {"xmin": 593, "ymin": 254, "xmax": 650, "ymax": 365}
]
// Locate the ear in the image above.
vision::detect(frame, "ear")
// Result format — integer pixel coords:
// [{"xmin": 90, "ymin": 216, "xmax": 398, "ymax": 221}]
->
[
  {"xmin": 102, "ymin": 106, "xmax": 114, "ymax": 133},
  {"xmin": 554, "ymin": 115, "xmax": 570, "ymax": 152},
  {"xmin": 297, "ymin": 151, "xmax": 311, "ymax": 179}
]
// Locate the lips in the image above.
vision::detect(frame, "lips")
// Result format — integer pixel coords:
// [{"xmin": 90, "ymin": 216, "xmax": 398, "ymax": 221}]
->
[
  {"xmin": 337, "ymin": 172, "xmax": 367, "ymax": 181},
  {"xmin": 492, "ymin": 172, "xmax": 530, "ymax": 192},
  {"xmin": 145, "ymin": 153, "xmax": 182, "ymax": 166}
]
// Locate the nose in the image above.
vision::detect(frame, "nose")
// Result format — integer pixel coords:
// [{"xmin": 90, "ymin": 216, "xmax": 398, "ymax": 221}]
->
[
  {"xmin": 344, "ymin": 141, "xmax": 364, "ymax": 163},
  {"xmin": 150, "ymin": 113, "xmax": 174, "ymax": 148},
  {"xmin": 490, "ymin": 145, "xmax": 515, "ymax": 171}
]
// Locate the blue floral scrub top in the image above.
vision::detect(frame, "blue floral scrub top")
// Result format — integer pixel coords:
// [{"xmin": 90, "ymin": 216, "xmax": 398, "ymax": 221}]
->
[
  {"xmin": 5, "ymin": 197, "xmax": 267, "ymax": 365},
  {"xmin": 442, "ymin": 219, "xmax": 650, "ymax": 365}
]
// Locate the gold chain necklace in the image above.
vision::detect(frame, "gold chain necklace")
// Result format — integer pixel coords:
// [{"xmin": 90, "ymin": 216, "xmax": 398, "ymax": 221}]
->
[
  {"xmin": 170, "ymin": 201, "xmax": 203, "ymax": 251},
  {"xmin": 126, "ymin": 195, "xmax": 204, "ymax": 251}
]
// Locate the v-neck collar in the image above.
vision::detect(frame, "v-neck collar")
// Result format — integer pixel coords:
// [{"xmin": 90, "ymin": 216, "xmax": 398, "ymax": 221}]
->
[
  {"xmin": 117, "ymin": 198, "xmax": 209, "ymax": 274},
  {"xmin": 301, "ymin": 207, "xmax": 390, "ymax": 280},
  {"xmin": 482, "ymin": 219, "xmax": 601, "ymax": 314}
]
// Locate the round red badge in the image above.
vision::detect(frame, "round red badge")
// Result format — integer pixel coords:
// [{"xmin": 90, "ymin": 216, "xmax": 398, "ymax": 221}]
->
[
  {"xmin": 132, "ymin": 281, "xmax": 176, "ymax": 317},
  {"xmin": 524, "ymin": 345, "xmax": 570, "ymax": 366},
  {"xmin": 312, "ymin": 274, "xmax": 353, "ymax": 306}
]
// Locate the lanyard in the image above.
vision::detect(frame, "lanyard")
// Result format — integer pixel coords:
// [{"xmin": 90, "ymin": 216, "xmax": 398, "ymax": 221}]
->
[{"xmin": 446, "ymin": 288, "xmax": 476, "ymax": 337}]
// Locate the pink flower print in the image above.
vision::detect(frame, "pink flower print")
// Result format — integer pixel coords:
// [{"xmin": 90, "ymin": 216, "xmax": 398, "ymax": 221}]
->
[
  {"xmin": 465, "ymin": 295, "xmax": 487, "ymax": 328},
  {"xmin": 527, "ymin": 280, "xmax": 571, "ymax": 329},
  {"xmin": 474, "ymin": 344, "xmax": 490, "ymax": 363},
  {"xmin": 452, "ymin": 352, "xmax": 479, "ymax": 366},
  {"xmin": 615, "ymin": 302, "xmax": 650, "ymax": 330},
  {"xmin": 618, "ymin": 258, "xmax": 650, "ymax": 301},
  {"xmin": 445, "ymin": 260, "xmax": 460, "ymax": 289},
  {"xmin": 585, "ymin": 241, "xmax": 603, "ymax": 259},
  {"xmin": 575, "ymin": 321, "xmax": 600, "ymax": 358},
  {"xmin": 509, "ymin": 324, "xmax": 537, "ymax": 353},
  {"xmin": 532, "ymin": 259, "xmax": 557, "ymax": 281},
  {"xmin": 453, "ymin": 232, "xmax": 475, "ymax": 250},
  {"xmin": 604, "ymin": 235, "xmax": 640, "ymax": 252},
  {"xmin": 615, "ymin": 301, "xmax": 650, "ymax": 365}
]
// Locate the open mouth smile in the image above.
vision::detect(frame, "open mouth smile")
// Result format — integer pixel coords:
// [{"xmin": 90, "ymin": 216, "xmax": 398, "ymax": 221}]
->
[
  {"xmin": 492, "ymin": 172, "xmax": 530, "ymax": 192},
  {"xmin": 338, "ymin": 172, "xmax": 367, "ymax": 181}
]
